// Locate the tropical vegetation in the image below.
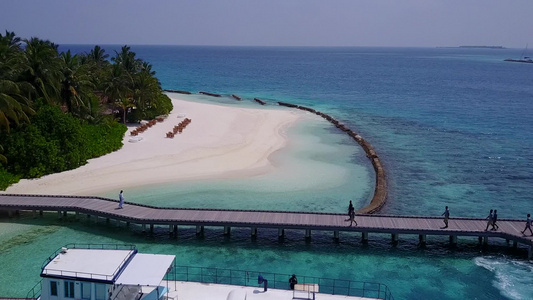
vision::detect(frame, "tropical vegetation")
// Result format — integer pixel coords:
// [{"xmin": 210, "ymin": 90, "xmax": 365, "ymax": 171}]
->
[{"xmin": 0, "ymin": 31, "xmax": 173, "ymax": 190}]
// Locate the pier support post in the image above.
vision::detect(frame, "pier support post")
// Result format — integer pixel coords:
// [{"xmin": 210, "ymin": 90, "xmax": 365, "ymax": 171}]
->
[
  {"xmin": 278, "ymin": 228, "xmax": 285, "ymax": 238},
  {"xmin": 142, "ymin": 224, "xmax": 147, "ymax": 232},
  {"xmin": 63, "ymin": 211, "xmax": 67, "ymax": 217},
  {"xmin": 75, "ymin": 211, "xmax": 79, "ymax": 220},
  {"xmin": 196, "ymin": 225, "xmax": 204, "ymax": 235},
  {"xmin": 362, "ymin": 232, "xmax": 368, "ymax": 243},
  {"xmin": 391, "ymin": 233, "xmax": 399, "ymax": 244},
  {"xmin": 528, "ymin": 245, "xmax": 532, "ymax": 260},
  {"xmin": 513, "ymin": 241, "xmax": 518, "ymax": 249},
  {"xmin": 169, "ymin": 225, "xmax": 173, "ymax": 234},
  {"xmin": 419, "ymin": 234, "xmax": 426, "ymax": 246},
  {"xmin": 506, "ymin": 239, "xmax": 510, "ymax": 246},
  {"xmin": 150, "ymin": 224, "xmax": 154, "ymax": 234},
  {"xmin": 251, "ymin": 227, "xmax": 257, "ymax": 237},
  {"xmin": 32, "ymin": 210, "xmax": 37, "ymax": 219},
  {"xmin": 449, "ymin": 235, "xmax": 457, "ymax": 246},
  {"xmin": 57, "ymin": 211, "xmax": 61, "ymax": 219},
  {"xmin": 334, "ymin": 231, "xmax": 339, "ymax": 240},
  {"xmin": 478, "ymin": 236, "xmax": 482, "ymax": 246},
  {"xmin": 305, "ymin": 229, "xmax": 311, "ymax": 239},
  {"xmin": 224, "ymin": 226, "xmax": 231, "ymax": 236},
  {"xmin": 126, "ymin": 222, "xmax": 130, "ymax": 228},
  {"xmin": 39, "ymin": 210, "xmax": 43, "ymax": 216}
]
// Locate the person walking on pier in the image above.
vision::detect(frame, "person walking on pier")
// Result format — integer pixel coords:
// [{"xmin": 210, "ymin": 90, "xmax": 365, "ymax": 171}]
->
[
  {"xmin": 345, "ymin": 200, "xmax": 354, "ymax": 222},
  {"xmin": 118, "ymin": 190, "xmax": 124, "ymax": 209},
  {"xmin": 492, "ymin": 210, "xmax": 499, "ymax": 230},
  {"xmin": 348, "ymin": 209, "xmax": 357, "ymax": 226},
  {"xmin": 522, "ymin": 214, "xmax": 533, "ymax": 236},
  {"xmin": 441, "ymin": 206, "xmax": 450, "ymax": 228},
  {"xmin": 485, "ymin": 209, "xmax": 494, "ymax": 231}
]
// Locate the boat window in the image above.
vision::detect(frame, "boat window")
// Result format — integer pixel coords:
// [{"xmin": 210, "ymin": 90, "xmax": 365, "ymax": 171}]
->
[
  {"xmin": 95, "ymin": 283, "xmax": 107, "ymax": 300},
  {"xmin": 81, "ymin": 282, "xmax": 91, "ymax": 300},
  {"xmin": 64, "ymin": 280, "xmax": 75, "ymax": 298},
  {"xmin": 50, "ymin": 281, "xmax": 58, "ymax": 296}
]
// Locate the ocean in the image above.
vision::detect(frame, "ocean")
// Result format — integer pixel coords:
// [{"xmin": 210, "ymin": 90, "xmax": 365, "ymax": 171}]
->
[{"xmin": 1, "ymin": 46, "xmax": 532, "ymax": 299}]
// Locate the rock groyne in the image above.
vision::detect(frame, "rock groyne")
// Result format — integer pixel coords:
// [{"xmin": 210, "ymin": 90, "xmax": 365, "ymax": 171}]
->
[
  {"xmin": 199, "ymin": 91, "xmax": 222, "ymax": 97},
  {"xmin": 279, "ymin": 101, "xmax": 387, "ymax": 214},
  {"xmin": 254, "ymin": 98, "xmax": 267, "ymax": 105},
  {"xmin": 164, "ymin": 89, "xmax": 192, "ymax": 94}
]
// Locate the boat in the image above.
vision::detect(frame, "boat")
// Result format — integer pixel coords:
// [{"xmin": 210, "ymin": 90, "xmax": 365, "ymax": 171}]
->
[
  {"xmin": 25, "ymin": 244, "xmax": 395, "ymax": 300},
  {"xmin": 29, "ymin": 244, "xmax": 175, "ymax": 300},
  {"xmin": 504, "ymin": 44, "xmax": 533, "ymax": 63}
]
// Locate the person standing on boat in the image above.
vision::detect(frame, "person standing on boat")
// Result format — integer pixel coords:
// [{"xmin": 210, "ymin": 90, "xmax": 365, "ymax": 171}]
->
[
  {"xmin": 441, "ymin": 206, "xmax": 450, "ymax": 228},
  {"xmin": 522, "ymin": 214, "xmax": 533, "ymax": 236},
  {"xmin": 118, "ymin": 190, "xmax": 124, "ymax": 209},
  {"xmin": 289, "ymin": 274, "xmax": 298, "ymax": 290},
  {"xmin": 485, "ymin": 209, "xmax": 494, "ymax": 231}
]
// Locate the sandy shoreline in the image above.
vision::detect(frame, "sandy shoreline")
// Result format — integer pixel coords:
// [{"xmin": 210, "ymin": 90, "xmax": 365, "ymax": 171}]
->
[{"xmin": 5, "ymin": 95, "xmax": 302, "ymax": 195}]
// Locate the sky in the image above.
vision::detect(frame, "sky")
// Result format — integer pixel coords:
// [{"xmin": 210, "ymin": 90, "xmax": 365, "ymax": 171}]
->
[{"xmin": 1, "ymin": 0, "xmax": 532, "ymax": 48}]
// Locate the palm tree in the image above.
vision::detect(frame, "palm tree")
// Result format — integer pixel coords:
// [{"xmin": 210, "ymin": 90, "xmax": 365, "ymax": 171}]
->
[
  {"xmin": 132, "ymin": 66, "xmax": 161, "ymax": 119},
  {"xmin": 21, "ymin": 37, "xmax": 64, "ymax": 104},
  {"xmin": 112, "ymin": 45, "xmax": 142, "ymax": 75},
  {"xmin": 87, "ymin": 45, "xmax": 109, "ymax": 66},
  {"xmin": 59, "ymin": 50, "xmax": 94, "ymax": 115},
  {"xmin": 0, "ymin": 32, "xmax": 35, "ymax": 133},
  {"xmin": 103, "ymin": 64, "xmax": 133, "ymax": 123}
]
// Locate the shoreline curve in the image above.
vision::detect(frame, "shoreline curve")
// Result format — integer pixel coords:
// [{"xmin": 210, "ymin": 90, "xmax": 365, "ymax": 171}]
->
[{"xmin": 278, "ymin": 102, "xmax": 387, "ymax": 214}]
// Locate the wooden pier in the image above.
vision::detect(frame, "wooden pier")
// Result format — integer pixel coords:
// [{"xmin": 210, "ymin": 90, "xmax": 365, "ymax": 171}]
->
[{"xmin": 1, "ymin": 194, "xmax": 532, "ymax": 258}]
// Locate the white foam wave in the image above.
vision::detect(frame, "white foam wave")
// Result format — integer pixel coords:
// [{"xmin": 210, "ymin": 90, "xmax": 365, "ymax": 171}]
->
[{"xmin": 474, "ymin": 256, "xmax": 533, "ymax": 300}]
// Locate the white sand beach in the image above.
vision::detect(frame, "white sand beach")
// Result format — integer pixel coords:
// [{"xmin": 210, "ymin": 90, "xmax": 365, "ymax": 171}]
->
[{"xmin": 5, "ymin": 95, "xmax": 303, "ymax": 195}]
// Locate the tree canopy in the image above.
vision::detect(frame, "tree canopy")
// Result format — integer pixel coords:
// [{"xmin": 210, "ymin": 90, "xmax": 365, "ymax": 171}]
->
[{"xmin": 0, "ymin": 31, "xmax": 173, "ymax": 189}]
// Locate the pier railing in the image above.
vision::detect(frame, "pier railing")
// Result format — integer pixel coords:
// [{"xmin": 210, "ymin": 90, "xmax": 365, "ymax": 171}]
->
[{"xmin": 165, "ymin": 265, "xmax": 394, "ymax": 300}]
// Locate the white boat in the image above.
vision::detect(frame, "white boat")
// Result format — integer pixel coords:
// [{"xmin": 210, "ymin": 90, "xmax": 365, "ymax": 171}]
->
[
  {"xmin": 32, "ymin": 245, "xmax": 174, "ymax": 300},
  {"xmin": 27, "ymin": 244, "xmax": 393, "ymax": 300}
]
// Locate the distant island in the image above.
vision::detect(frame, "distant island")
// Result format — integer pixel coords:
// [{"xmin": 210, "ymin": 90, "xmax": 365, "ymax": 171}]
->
[
  {"xmin": 459, "ymin": 45, "xmax": 505, "ymax": 49},
  {"xmin": 437, "ymin": 46, "xmax": 505, "ymax": 49}
]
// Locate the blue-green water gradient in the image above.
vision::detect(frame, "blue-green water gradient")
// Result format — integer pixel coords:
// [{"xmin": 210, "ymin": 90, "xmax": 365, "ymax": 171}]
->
[{"xmin": 1, "ymin": 46, "xmax": 532, "ymax": 299}]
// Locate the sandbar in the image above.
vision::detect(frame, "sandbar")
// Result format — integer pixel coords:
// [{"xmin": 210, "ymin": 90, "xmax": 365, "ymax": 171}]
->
[{"xmin": 4, "ymin": 95, "xmax": 302, "ymax": 195}]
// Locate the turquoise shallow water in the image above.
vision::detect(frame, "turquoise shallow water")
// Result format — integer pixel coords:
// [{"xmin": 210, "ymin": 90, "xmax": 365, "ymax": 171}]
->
[{"xmin": 1, "ymin": 46, "xmax": 533, "ymax": 299}]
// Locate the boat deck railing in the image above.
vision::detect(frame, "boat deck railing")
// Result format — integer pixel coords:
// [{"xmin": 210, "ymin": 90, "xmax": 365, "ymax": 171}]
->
[
  {"xmin": 165, "ymin": 265, "xmax": 394, "ymax": 300},
  {"xmin": 39, "ymin": 243, "xmax": 137, "ymax": 282},
  {"xmin": 25, "ymin": 279, "xmax": 41, "ymax": 300}
]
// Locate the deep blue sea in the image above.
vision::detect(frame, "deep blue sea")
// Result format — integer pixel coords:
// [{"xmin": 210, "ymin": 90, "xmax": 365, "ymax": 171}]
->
[{"xmin": 1, "ymin": 46, "xmax": 532, "ymax": 299}]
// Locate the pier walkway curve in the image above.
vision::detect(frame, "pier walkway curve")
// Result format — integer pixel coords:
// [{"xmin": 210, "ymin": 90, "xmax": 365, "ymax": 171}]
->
[{"xmin": 1, "ymin": 194, "xmax": 532, "ymax": 258}]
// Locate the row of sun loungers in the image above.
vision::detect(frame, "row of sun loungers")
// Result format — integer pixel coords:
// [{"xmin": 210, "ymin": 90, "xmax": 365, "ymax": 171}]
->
[
  {"xmin": 166, "ymin": 118, "xmax": 192, "ymax": 138},
  {"xmin": 130, "ymin": 117, "xmax": 165, "ymax": 136}
]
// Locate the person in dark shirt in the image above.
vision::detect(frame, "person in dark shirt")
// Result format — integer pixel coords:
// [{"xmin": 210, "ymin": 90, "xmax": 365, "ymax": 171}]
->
[
  {"xmin": 492, "ymin": 209, "xmax": 499, "ymax": 230},
  {"xmin": 289, "ymin": 274, "xmax": 298, "ymax": 290}
]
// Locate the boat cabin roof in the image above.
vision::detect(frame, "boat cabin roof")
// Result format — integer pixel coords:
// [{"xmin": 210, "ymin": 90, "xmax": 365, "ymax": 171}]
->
[{"xmin": 41, "ymin": 248, "xmax": 136, "ymax": 282}]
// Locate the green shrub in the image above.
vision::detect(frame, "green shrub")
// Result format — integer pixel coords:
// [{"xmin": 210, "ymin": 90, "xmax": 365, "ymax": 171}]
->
[
  {"xmin": 0, "ymin": 167, "xmax": 20, "ymax": 191},
  {"xmin": 0, "ymin": 105, "xmax": 127, "ymax": 181}
]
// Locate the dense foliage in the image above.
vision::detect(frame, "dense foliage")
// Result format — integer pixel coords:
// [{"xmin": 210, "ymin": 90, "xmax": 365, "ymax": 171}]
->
[{"xmin": 0, "ymin": 31, "xmax": 173, "ymax": 189}]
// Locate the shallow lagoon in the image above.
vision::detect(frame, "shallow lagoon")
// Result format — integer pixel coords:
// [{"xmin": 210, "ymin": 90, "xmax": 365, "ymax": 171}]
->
[{"xmin": 2, "ymin": 46, "xmax": 533, "ymax": 299}]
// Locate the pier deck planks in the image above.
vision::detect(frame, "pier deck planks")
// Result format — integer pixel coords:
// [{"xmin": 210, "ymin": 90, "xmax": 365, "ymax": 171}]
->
[{"xmin": 1, "ymin": 194, "xmax": 532, "ymax": 245}]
